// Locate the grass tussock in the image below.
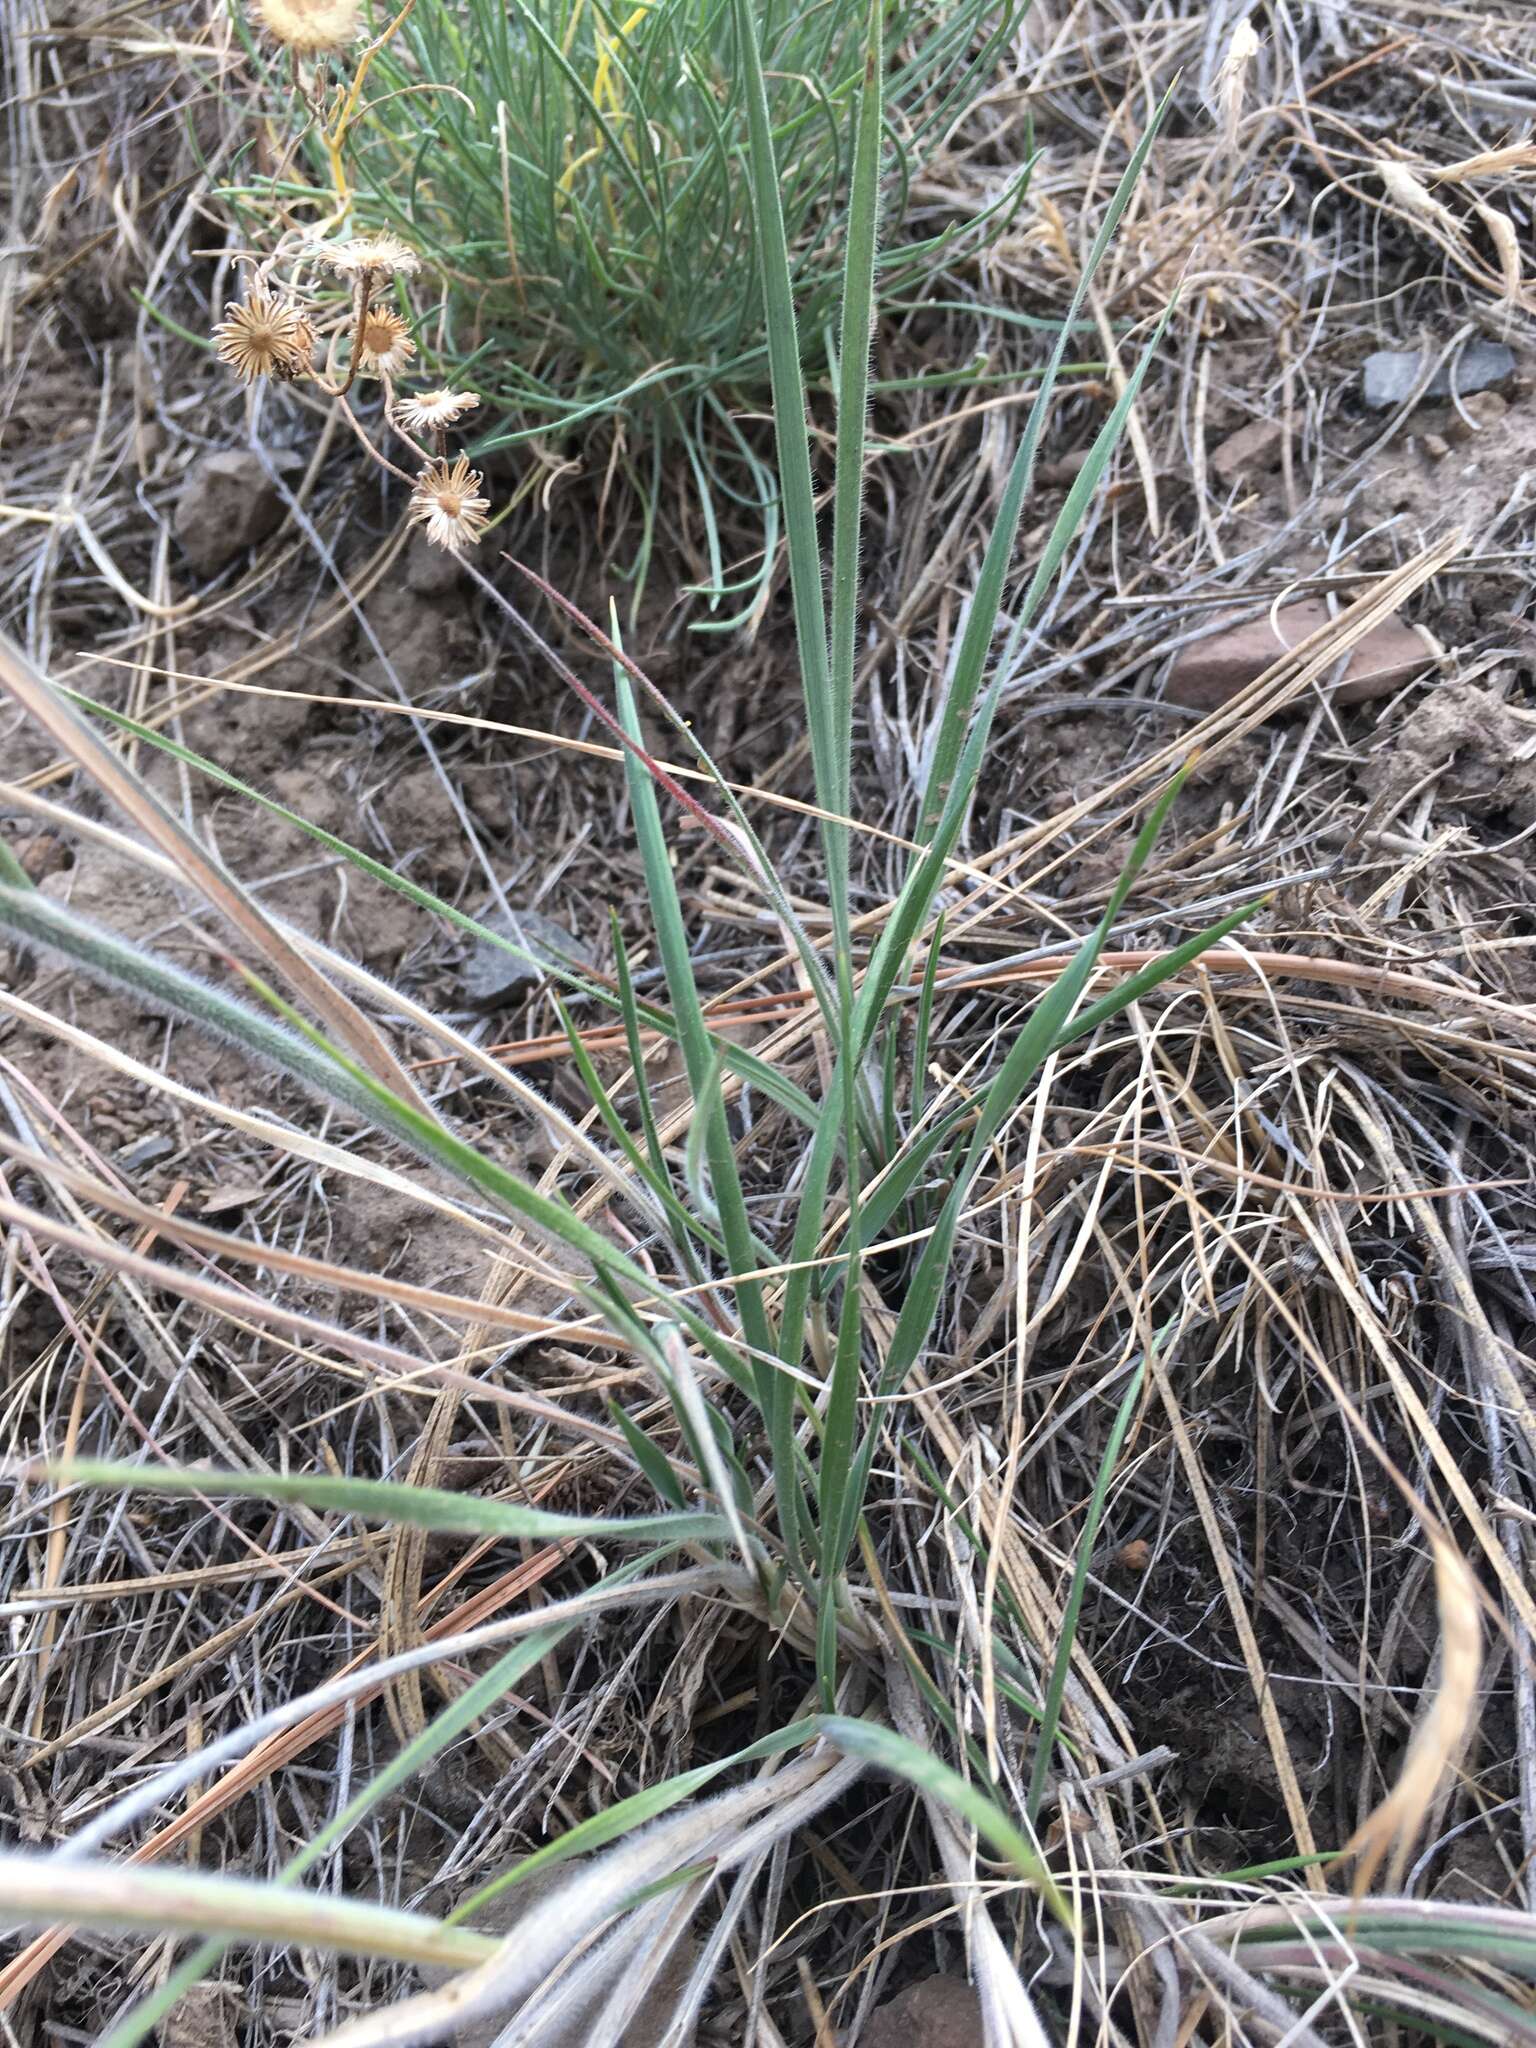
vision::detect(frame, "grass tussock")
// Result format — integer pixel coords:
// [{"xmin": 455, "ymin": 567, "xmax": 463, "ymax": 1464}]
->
[
  {"xmin": 2, "ymin": 1, "xmax": 1536, "ymax": 2044},
  {"xmin": 221, "ymin": 0, "xmax": 1029, "ymax": 608}
]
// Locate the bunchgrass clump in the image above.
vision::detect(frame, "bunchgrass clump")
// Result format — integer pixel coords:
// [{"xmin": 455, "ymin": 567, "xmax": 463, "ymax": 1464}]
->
[
  {"xmin": 0, "ymin": 3, "xmax": 1500, "ymax": 2042},
  {"xmin": 224, "ymin": 0, "xmax": 1029, "ymax": 609}
]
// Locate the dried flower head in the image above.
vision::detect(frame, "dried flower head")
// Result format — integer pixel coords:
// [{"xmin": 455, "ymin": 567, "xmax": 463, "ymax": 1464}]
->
[
  {"xmin": 212, "ymin": 290, "xmax": 315, "ymax": 383},
  {"xmin": 323, "ymin": 233, "xmax": 421, "ymax": 281},
  {"xmin": 394, "ymin": 388, "xmax": 480, "ymax": 433},
  {"xmin": 355, "ymin": 307, "xmax": 416, "ymax": 377},
  {"xmin": 253, "ymin": 0, "xmax": 359, "ymax": 52},
  {"xmin": 408, "ymin": 456, "xmax": 490, "ymax": 554}
]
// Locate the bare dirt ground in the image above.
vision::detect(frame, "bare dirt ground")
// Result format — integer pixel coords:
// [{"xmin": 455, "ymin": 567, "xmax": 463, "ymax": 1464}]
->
[{"xmin": 4, "ymin": 2, "xmax": 1536, "ymax": 2043}]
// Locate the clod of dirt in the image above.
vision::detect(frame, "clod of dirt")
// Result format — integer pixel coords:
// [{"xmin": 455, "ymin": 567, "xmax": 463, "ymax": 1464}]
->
[
  {"xmin": 4, "ymin": 831, "xmax": 70, "ymax": 883},
  {"xmin": 460, "ymin": 905, "xmax": 591, "ymax": 1008},
  {"xmin": 405, "ymin": 530, "xmax": 467, "ymax": 598},
  {"xmin": 419, "ymin": 1878, "xmax": 697, "ymax": 2048},
  {"xmin": 41, "ymin": 838, "xmax": 176, "ymax": 945},
  {"xmin": 1349, "ymin": 386, "xmax": 1536, "ymax": 556},
  {"xmin": 358, "ymin": 576, "xmax": 480, "ymax": 698},
  {"xmin": 1166, "ymin": 600, "xmax": 1434, "ymax": 712},
  {"xmin": 1209, "ymin": 417, "xmax": 1283, "ymax": 486},
  {"xmin": 173, "ymin": 450, "xmax": 287, "ymax": 575},
  {"xmin": 372, "ymin": 766, "xmax": 468, "ymax": 882},
  {"xmin": 159, "ymin": 1984, "xmax": 238, "ymax": 2048},
  {"xmin": 1445, "ymin": 389, "xmax": 1508, "ymax": 443},
  {"xmin": 860, "ymin": 1974, "xmax": 983, "ymax": 2048},
  {"xmin": 1359, "ymin": 682, "xmax": 1536, "ymax": 830},
  {"xmin": 1361, "ymin": 341, "xmax": 1516, "ymax": 411}
]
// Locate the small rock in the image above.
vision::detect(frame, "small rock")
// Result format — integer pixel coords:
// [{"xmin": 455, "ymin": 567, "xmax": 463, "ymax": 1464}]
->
[
  {"xmin": 460, "ymin": 904, "xmax": 590, "ymax": 1008},
  {"xmin": 1038, "ymin": 448, "xmax": 1091, "ymax": 486},
  {"xmin": 1166, "ymin": 600, "xmax": 1434, "ymax": 713},
  {"xmin": 173, "ymin": 449, "xmax": 286, "ymax": 576},
  {"xmin": 116, "ymin": 1133, "xmax": 175, "ymax": 1170},
  {"xmin": 862, "ymin": 1975, "xmax": 984, "ymax": 2048},
  {"xmin": 1361, "ymin": 341, "xmax": 1516, "ymax": 411},
  {"xmin": 1420, "ymin": 432, "xmax": 1451, "ymax": 462},
  {"xmin": 1209, "ymin": 417, "xmax": 1283, "ymax": 486},
  {"xmin": 5, "ymin": 832, "xmax": 70, "ymax": 883}
]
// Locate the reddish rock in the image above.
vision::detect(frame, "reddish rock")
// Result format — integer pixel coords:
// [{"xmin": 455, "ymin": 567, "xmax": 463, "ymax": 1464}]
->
[
  {"xmin": 1209, "ymin": 418, "xmax": 1283, "ymax": 485},
  {"xmin": 1166, "ymin": 600, "xmax": 1434, "ymax": 713},
  {"xmin": 862, "ymin": 1975, "xmax": 983, "ymax": 2048}
]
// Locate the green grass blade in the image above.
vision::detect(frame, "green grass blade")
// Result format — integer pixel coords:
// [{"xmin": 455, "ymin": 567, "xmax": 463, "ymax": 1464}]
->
[
  {"xmin": 218, "ymin": 952, "xmax": 755, "ymax": 1386},
  {"xmin": 55, "ymin": 683, "xmax": 822, "ymax": 1132},
  {"xmin": 0, "ymin": 881, "xmax": 469, "ymax": 1171},
  {"xmin": 47, "ymin": 1458, "xmax": 729, "ymax": 1549},
  {"xmin": 851, "ymin": 301, "xmax": 1179, "ymax": 1072},
  {"xmin": 814, "ymin": 1716, "xmax": 1069, "ymax": 1923},
  {"xmin": 814, "ymin": 1257, "xmax": 866, "ymax": 1705},
  {"xmin": 773, "ymin": 1074, "xmax": 845, "ymax": 1349},
  {"xmin": 908, "ymin": 910, "xmax": 945, "ymax": 1131},
  {"xmin": 825, "ymin": 0, "xmax": 882, "ymax": 918},
  {"xmin": 994, "ymin": 298, "xmax": 1178, "ymax": 682},
  {"xmin": 609, "ymin": 1399, "xmax": 689, "ymax": 1512},
  {"xmin": 10, "ymin": 884, "xmax": 655, "ymax": 1307},
  {"xmin": 450, "ymin": 1716, "xmax": 822, "ymax": 1925},
  {"xmin": 505, "ymin": 1, "xmax": 668, "ymax": 249},
  {"xmin": 826, "ymin": 767, "xmax": 1205, "ymax": 1555},
  {"xmin": 0, "ymin": 1859, "xmax": 494, "ymax": 1973},
  {"xmin": 101, "ymin": 1543, "xmax": 675, "ymax": 2047},
  {"xmin": 912, "ymin": 92, "xmax": 1173, "ymax": 848},
  {"xmin": 611, "ymin": 909, "xmax": 674, "ymax": 1186},
  {"xmin": 556, "ymin": 995, "xmax": 726, "ymax": 1269},
  {"xmin": 732, "ymin": 0, "xmax": 834, "ymax": 824},
  {"xmin": 855, "ymin": 1099, "xmax": 974, "ymax": 1247},
  {"xmin": 1049, "ymin": 896, "xmax": 1266, "ymax": 1053},
  {"xmin": 1025, "ymin": 1360, "xmax": 1144, "ymax": 1823},
  {"xmin": 53, "ymin": 685, "xmax": 612, "ymax": 1006},
  {"xmin": 612, "ymin": 663, "xmax": 778, "ymax": 1375}
]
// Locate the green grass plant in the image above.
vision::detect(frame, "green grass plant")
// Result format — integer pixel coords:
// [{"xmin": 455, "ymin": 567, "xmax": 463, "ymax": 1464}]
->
[
  {"xmin": 228, "ymin": 0, "xmax": 1032, "ymax": 611},
  {"xmin": 0, "ymin": 5, "xmax": 1339, "ymax": 2039}
]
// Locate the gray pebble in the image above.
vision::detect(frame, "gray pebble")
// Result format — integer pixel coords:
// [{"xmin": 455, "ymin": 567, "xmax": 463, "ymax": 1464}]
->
[
  {"xmin": 460, "ymin": 905, "xmax": 590, "ymax": 1008},
  {"xmin": 1361, "ymin": 341, "xmax": 1516, "ymax": 411}
]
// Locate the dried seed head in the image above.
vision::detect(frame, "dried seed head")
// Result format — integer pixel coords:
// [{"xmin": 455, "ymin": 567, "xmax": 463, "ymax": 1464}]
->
[
  {"xmin": 355, "ymin": 307, "xmax": 416, "ymax": 377},
  {"xmin": 253, "ymin": 0, "xmax": 359, "ymax": 52},
  {"xmin": 212, "ymin": 290, "xmax": 315, "ymax": 383},
  {"xmin": 408, "ymin": 455, "xmax": 490, "ymax": 554},
  {"xmin": 394, "ymin": 388, "xmax": 480, "ymax": 432},
  {"xmin": 323, "ymin": 233, "xmax": 421, "ymax": 281}
]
